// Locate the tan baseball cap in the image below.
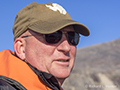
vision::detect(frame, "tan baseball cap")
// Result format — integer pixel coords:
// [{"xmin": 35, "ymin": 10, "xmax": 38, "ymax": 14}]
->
[{"xmin": 13, "ymin": 2, "xmax": 90, "ymax": 40}]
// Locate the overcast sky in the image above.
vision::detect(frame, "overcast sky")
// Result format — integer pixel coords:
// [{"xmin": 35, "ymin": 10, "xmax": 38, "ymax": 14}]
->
[{"xmin": 0, "ymin": 0, "xmax": 120, "ymax": 51}]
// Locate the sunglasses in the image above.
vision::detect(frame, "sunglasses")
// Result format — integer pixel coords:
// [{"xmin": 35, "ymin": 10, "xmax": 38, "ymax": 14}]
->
[{"xmin": 22, "ymin": 30, "xmax": 80, "ymax": 46}]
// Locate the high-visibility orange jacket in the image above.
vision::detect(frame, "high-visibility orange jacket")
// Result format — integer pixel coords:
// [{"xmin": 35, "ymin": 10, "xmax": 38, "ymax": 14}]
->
[{"xmin": 0, "ymin": 50, "xmax": 63, "ymax": 90}]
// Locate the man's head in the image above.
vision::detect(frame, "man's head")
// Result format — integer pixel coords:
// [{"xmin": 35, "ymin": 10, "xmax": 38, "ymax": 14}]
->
[
  {"xmin": 13, "ymin": 2, "xmax": 89, "ymax": 40},
  {"xmin": 13, "ymin": 2, "xmax": 90, "ymax": 85}
]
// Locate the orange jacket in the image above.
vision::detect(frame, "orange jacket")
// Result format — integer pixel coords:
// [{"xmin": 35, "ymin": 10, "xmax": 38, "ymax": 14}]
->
[{"xmin": 0, "ymin": 50, "xmax": 62, "ymax": 90}]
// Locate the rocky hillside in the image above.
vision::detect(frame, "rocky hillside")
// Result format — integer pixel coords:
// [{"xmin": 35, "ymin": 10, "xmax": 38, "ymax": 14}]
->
[{"xmin": 62, "ymin": 38, "xmax": 120, "ymax": 90}]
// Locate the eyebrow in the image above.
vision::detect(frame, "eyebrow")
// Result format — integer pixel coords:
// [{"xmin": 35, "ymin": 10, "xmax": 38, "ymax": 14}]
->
[{"xmin": 21, "ymin": 35, "xmax": 33, "ymax": 38}]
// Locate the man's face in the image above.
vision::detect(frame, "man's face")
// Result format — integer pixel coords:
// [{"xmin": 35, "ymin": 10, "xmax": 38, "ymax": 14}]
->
[{"xmin": 23, "ymin": 26, "xmax": 77, "ymax": 83}]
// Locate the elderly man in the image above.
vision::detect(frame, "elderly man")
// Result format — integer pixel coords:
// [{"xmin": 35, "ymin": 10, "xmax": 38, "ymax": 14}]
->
[{"xmin": 0, "ymin": 2, "xmax": 90, "ymax": 90}]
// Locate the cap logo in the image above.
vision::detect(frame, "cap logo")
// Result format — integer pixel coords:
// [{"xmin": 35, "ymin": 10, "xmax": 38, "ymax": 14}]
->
[{"xmin": 45, "ymin": 3, "xmax": 67, "ymax": 15}]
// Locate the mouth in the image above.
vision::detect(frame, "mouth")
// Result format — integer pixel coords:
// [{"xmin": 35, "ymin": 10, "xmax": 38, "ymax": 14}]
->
[
  {"xmin": 54, "ymin": 59, "xmax": 70, "ymax": 66},
  {"xmin": 58, "ymin": 60, "xmax": 69, "ymax": 62}
]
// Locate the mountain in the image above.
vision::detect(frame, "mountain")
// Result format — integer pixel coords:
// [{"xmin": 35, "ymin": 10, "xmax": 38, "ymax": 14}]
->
[{"xmin": 62, "ymin": 38, "xmax": 120, "ymax": 90}]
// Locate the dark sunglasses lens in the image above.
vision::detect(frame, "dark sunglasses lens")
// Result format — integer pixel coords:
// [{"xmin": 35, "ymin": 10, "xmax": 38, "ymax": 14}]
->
[
  {"xmin": 67, "ymin": 32, "xmax": 79, "ymax": 46},
  {"xmin": 45, "ymin": 31, "xmax": 62, "ymax": 44}
]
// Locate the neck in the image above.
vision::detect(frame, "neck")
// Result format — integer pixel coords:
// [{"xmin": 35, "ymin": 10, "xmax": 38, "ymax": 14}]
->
[{"xmin": 57, "ymin": 78, "xmax": 66, "ymax": 86}]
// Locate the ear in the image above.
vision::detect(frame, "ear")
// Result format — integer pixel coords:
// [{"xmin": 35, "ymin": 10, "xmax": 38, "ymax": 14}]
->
[{"xmin": 14, "ymin": 38, "xmax": 25, "ymax": 60}]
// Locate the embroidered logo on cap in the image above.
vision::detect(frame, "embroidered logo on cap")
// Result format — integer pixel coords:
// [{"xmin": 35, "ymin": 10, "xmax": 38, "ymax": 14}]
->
[{"xmin": 45, "ymin": 3, "xmax": 67, "ymax": 15}]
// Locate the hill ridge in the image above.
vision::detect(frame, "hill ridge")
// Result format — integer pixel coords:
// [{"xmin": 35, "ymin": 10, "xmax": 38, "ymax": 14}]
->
[{"xmin": 62, "ymin": 38, "xmax": 120, "ymax": 90}]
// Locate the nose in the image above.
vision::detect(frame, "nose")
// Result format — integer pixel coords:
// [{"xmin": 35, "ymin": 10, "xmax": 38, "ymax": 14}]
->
[{"xmin": 57, "ymin": 34, "xmax": 71, "ymax": 54}]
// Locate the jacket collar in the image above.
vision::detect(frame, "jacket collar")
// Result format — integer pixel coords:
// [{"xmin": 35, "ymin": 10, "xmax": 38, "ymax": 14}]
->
[{"xmin": 27, "ymin": 63, "xmax": 61, "ymax": 90}]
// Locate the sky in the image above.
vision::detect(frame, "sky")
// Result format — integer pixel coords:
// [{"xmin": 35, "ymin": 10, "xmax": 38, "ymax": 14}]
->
[{"xmin": 0, "ymin": 0, "xmax": 120, "ymax": 51}]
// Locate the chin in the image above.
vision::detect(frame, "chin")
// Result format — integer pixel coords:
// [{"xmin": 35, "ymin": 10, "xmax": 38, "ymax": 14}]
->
[
  {"xmin": 54, "ymin": 70, "xmax": 71, "ymax": 79},
  {"xmin": 55, "ymin": 73, "xmax": 70, "ymax": 86}
]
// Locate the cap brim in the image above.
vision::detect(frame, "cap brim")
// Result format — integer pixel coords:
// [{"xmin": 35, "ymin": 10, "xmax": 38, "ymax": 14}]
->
[{"xmin": 28, "ymin": 19, "xmax": 90, "ymax": 36}]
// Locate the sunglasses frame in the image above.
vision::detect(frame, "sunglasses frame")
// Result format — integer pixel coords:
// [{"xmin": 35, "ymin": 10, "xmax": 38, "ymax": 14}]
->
[{"xmin": 21, "ymin": 30, "xmax": 80, "ymax": 46}]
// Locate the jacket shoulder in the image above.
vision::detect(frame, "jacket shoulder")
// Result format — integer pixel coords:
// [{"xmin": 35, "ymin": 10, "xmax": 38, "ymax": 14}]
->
[
  {"xmin": 0, "ymin": 79, "xmax": 16, "ymax": 90},
  {"xmin": 0, "ymin": 75, "xmax": 27, "ymax": 90}
]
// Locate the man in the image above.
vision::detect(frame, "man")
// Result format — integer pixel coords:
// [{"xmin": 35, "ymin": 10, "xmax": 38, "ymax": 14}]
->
[{"xmin": 0, "ymin": 2, "xmax": 90, "ymax": 90}]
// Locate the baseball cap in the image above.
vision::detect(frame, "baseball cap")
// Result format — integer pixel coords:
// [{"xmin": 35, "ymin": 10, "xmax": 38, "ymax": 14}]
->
[{"xmin": 13, "ymin": 2, "xmax": 90, "ymax": 40}]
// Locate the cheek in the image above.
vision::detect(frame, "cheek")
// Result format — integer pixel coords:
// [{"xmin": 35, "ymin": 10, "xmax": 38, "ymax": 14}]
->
[
  {"xmin": 34, "ymin": 45, "xmax": 57, "ymax": 72},
  {"xmin": 27, "ymin": 42, "xmax": 55, "ymax": 61},
  {"xmin": 70, "ymin": 46, "xmax": 76, "ymax": 57},
  {"xmin": 69, "ymin": 46, "xmax": 76, "ymax": 67},
  {"xmin": 26, "ymin": 42, "xmax": 56, "ymax": 69}
]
